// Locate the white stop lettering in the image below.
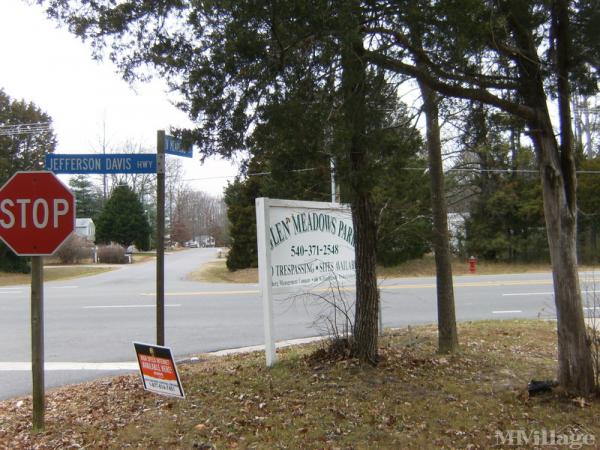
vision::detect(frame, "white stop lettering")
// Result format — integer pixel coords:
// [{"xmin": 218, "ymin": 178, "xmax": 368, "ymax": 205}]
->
[{"xmin": 32, "ymin": 199, "xmax": 49, "ymax": 228}]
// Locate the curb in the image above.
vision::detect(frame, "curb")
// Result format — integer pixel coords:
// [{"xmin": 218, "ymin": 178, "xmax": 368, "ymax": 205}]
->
[{"xmin": 179, "ymin": 335, "xmax": 329, "ymax": 364}]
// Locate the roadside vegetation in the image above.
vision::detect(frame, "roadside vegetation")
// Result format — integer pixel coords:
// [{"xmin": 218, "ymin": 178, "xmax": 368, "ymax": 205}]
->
[
  {"xmin": 0, "ymin": 266, "xmax": 114, "ymax": 287},
  {"xmin": 187, "ymin": 260, "xmax": 258, "ymax": 284},
  {"xmin": 188, "ymin": 255, "xmax": 564, "ymax": 284},
  {"xmin": 1, "ymin": 320, "xmax": 598, "ymax": 448},
  {"xmin": 0, "ymin": 252, "xmax": 159, "ymax": 287}
]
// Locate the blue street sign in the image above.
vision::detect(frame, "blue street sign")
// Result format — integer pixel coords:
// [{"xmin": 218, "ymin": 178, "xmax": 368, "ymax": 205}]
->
[
  {"xmin": 164, "ymin": 135, "xmax": 193, "ymax": 158},
  {"xmin": 45, "ymin": 154, "xmax": 158, "ymax": 174}
]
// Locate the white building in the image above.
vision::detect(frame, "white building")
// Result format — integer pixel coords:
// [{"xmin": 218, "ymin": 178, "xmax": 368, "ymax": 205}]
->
[
  {"xmin": 75, "ymin": 218, "xmax": 95, "ymax": 242},
  {"xmin": 196, "ymin": 235, "xmax": 216, "ymax": 247},
  {"xmin": 447, "ymin": 213, "xmax": 468, "ymax": 251}
]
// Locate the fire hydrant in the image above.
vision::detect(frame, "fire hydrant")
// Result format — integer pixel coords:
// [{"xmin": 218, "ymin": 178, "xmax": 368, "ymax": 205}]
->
[{"xmin": 468, "ymin": 256, "xmax": 477, "ymax": 273}]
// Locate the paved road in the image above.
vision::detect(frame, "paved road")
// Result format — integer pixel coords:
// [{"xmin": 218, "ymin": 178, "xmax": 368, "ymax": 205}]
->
[{"xmin": 1, "ymin": 248, "xmax": 598, "ymax": 400}]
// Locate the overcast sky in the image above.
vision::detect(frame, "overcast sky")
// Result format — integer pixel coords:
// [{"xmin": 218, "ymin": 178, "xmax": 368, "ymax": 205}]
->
[{"xmin": 0, "ymin": 0, "xmax": 239, "ymax": 196}]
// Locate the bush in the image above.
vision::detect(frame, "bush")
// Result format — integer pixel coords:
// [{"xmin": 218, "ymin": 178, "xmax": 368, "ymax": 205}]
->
[
  {"xmin": 376, "ymin": 218, "xmax": 431, "ymax": 267},
  {"xmin": 0, "ymin": 243, "xmax": 30, "ymax": 273},
  {"xmin": 97, "ymin": 244, "xmax": 127, "ymax": 264},
  {"xmin": 54, "ymin": 234, "xmax": 94, "ymax": 264}
]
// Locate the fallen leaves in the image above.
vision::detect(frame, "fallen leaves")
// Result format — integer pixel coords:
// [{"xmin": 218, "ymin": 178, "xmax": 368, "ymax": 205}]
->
[
  {"xmin": 0, "ymin": 321, "xmax": 598, "ymax": 449},
  {"xmin": 0, "ymin": 374, "xmax": 153, "ymax": 449}
]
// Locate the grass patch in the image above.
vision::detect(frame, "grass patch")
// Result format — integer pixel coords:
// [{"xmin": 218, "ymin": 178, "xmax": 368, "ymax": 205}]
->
[
  {"xmin": 377, "ymin": 255, "xmax": 555, "ymax": 278},
  {"xmin": 188, "ymin": 256, "xmax": 563, "ymax": 284},
  {"xmin": 128, "ymin": 253, "xmax": 156, "ymax": 264},
  {"xmin": 187, "ymin": 260, "xmax": 258, "ymax": 284},
  {"xmin": 44, "ymin": 253, "xmax": 156, "ymax": 266},
  {"xmin": 2, "ymin": 320, "xmax": 598, "ymax": 448},
  {"xmin": 0, "ymin": 266, "xmax": 114, "ymax": 286}
]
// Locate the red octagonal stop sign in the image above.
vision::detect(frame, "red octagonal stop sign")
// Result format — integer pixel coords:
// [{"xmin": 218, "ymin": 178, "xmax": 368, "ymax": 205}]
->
[{"xmin": 0, "ymin": 171, "xmax": 75, "ymax": 256}]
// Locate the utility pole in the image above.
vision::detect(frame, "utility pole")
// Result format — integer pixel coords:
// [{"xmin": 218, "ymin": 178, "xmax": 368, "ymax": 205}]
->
[
  {"xmin": 156, "ymin": 130, "xmax": 166, "ymax": 345},
  {"xmin": 330, "ymin": 157, "xmax": 340, "ymax": 203}
]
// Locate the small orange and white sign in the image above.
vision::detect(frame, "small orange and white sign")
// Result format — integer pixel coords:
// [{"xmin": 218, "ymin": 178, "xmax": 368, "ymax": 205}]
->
[{"xmin": 133, "ymin": 342, "xmax": 184, "ymax": 398}]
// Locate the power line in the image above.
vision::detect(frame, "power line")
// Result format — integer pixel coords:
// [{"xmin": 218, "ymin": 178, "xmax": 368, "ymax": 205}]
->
[
  {"xmin": 183, "ymin": 165, "xmax": 600, "ymax": 183},
  {"xmin": 0, "ymin": 122, "xmax": 51, "ymax": 137},
  {"xmin": 408, "ymin": 167, "xmax": 600, "ymax": 175},
  {"xmin": 574, "ymin": 107, "xmax": 600, "ymax": 113},
  {"xmin": 403, "ymin": 167, "xmax": 538, "ymax": 174},
  {"xmin": 183, "ymin": 167, "xmax": 318, "ymax": 182}
]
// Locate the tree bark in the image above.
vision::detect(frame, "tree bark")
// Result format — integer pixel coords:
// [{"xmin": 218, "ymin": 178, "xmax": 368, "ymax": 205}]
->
[
  {"xmin": 364, "ymin": 0, "xmax": 595, "ymax": 395},
  {"xmin": 418, "ymin": 80, "xmax": 459, "ymax": 354},
  {"xmin": 503, "ymin": 0, "xmax": 596, "ymax": 394},
  {"xmin": 351, "ymin": 191, "xmax": 380, "ymax": 364},
  {"xmin": 340, "ymin": 4, "xmax": 380, "ymax": 364},
  {"xmin": 533, "ymin": 123, "xmax": 594, "ymax": 393},
  {"xmin": 520, "ymin": 1, "xmax": 594, "ymax": 391},
  {"xmin": 542, "ymin": 0, "xmax": 595, "ymax": 393}
]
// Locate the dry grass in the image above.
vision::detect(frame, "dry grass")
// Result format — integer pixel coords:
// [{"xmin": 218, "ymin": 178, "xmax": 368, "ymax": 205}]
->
[
  {"xmin": 188, "ymin": 256, "xmax": 563, "ymax": 285},
  {"xmin": 1, "ymin": 320, "xmax": 598, "ymax": 449},
  {"xmin": 0, "ymin": 266, "xmax": 114, "ymax": 286},
  {"xmin": 187, "ymin": 260, "xmax": 258, "ymax": 284},
  {"xmin": 128, "ymin": 253, "xmax": 156, "ymax": 264},
  {"xmin": 378, "ymin": 255, "xmax": 557, "ymax": 278},
  {"xmin": 0, "ymin": 253, "xmax": 156, "ymax": 287},
  {"xmin": 45, "ymin": 253, "xmax": 156, "ymax": 265}
]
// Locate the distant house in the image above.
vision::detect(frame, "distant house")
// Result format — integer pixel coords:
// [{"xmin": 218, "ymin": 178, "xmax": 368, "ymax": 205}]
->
[
  {"xmin": 196, "ymin": 235, "xmax": 216, "ymax": 247},
  {"xmin": 447, "ymin": 213, "xmax": 468, "ymax": 251},
  {"xmin": 75, "ymin": 218, "xmax": 95, "ymax": 242}
]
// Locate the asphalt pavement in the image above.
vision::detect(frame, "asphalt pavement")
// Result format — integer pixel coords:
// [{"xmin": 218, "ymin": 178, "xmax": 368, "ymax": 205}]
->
[{"xmin": 1, "ymin": 248, "xmax": 598, "ymax": 400}]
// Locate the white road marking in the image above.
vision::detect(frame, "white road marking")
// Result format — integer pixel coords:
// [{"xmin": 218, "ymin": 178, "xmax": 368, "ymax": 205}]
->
[
  {"xmin": 584, "ymin": 306, "xmax": 600, "ymax": 310},
  {"xmin": 503, "ymin": 289, "xmax": 600, "ymax": 297},
  {"xmin": 141, "ymin": 290, "xmax": 259, "ymax": 297},
  {"xmin": 502, "ymin": 292, "xmax": 553, "ymax": 297},
  {"xmin": 0, "ymin": 288, "xmax": 24, "ymax": 294},
  {"xmin": 83, "ymin": 304, "xmax": 181, "ymax": 309},
  {"xmin": 492, "ymin": 310, "xmax": 523, "ymax": 314},
  {"xmin": 51, "ymin": 285, "xmax": 79, "ymax": 289},
  {"xmin": 139, "ymin": 279, "xmax": 557, "ymax": 297},
  {"xmin": 0, "ymin": 362, "xmax": 138, "ymax": 371}
]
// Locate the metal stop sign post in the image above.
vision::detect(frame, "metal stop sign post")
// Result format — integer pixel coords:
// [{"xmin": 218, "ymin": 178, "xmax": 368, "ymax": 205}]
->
[{"xmin": 0, "ymin": 171, "xmax": 75, "ymax": 432}]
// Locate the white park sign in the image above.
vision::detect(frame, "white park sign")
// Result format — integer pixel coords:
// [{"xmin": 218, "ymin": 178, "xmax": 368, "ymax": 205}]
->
[{"xmin": 256, "ymin": 198, "xmax": 356, "ymax": 366}]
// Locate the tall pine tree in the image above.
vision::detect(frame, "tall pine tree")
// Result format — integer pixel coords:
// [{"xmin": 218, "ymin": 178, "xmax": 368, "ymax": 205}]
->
[
  {"xmin": 0, "ymin": 89, "xmax": 57, "ymax": 272},
  {"xmin": 95, "ymin": 185, "xmax": 151, "ymax": 250}
]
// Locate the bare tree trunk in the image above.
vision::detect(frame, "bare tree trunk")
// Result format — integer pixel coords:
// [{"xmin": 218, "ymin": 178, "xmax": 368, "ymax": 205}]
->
[
  {"xmin": 535, "ymin": 126, "xmax": 594, "ymax": 393},
  {"xmin": 524, "ymin": 15, "xmax": 595, "ymax": 392},
  {"xmin": 364, "ymin": 0, "xmax": 595, "ymax": 395},
  {"xmin": 541, "ymin": 0, "xmax": 595, "ymax": 393},
  {"xmin": 418, "ymin": 80, "xmax": 459, "ymax": 354},
  {"xmin": 340, "ymin": 4, "xmax": 380, "ymax": 364},
  {"xmin": 351, "ymin": 192, "xmax": 380, "ymax": 363}
]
